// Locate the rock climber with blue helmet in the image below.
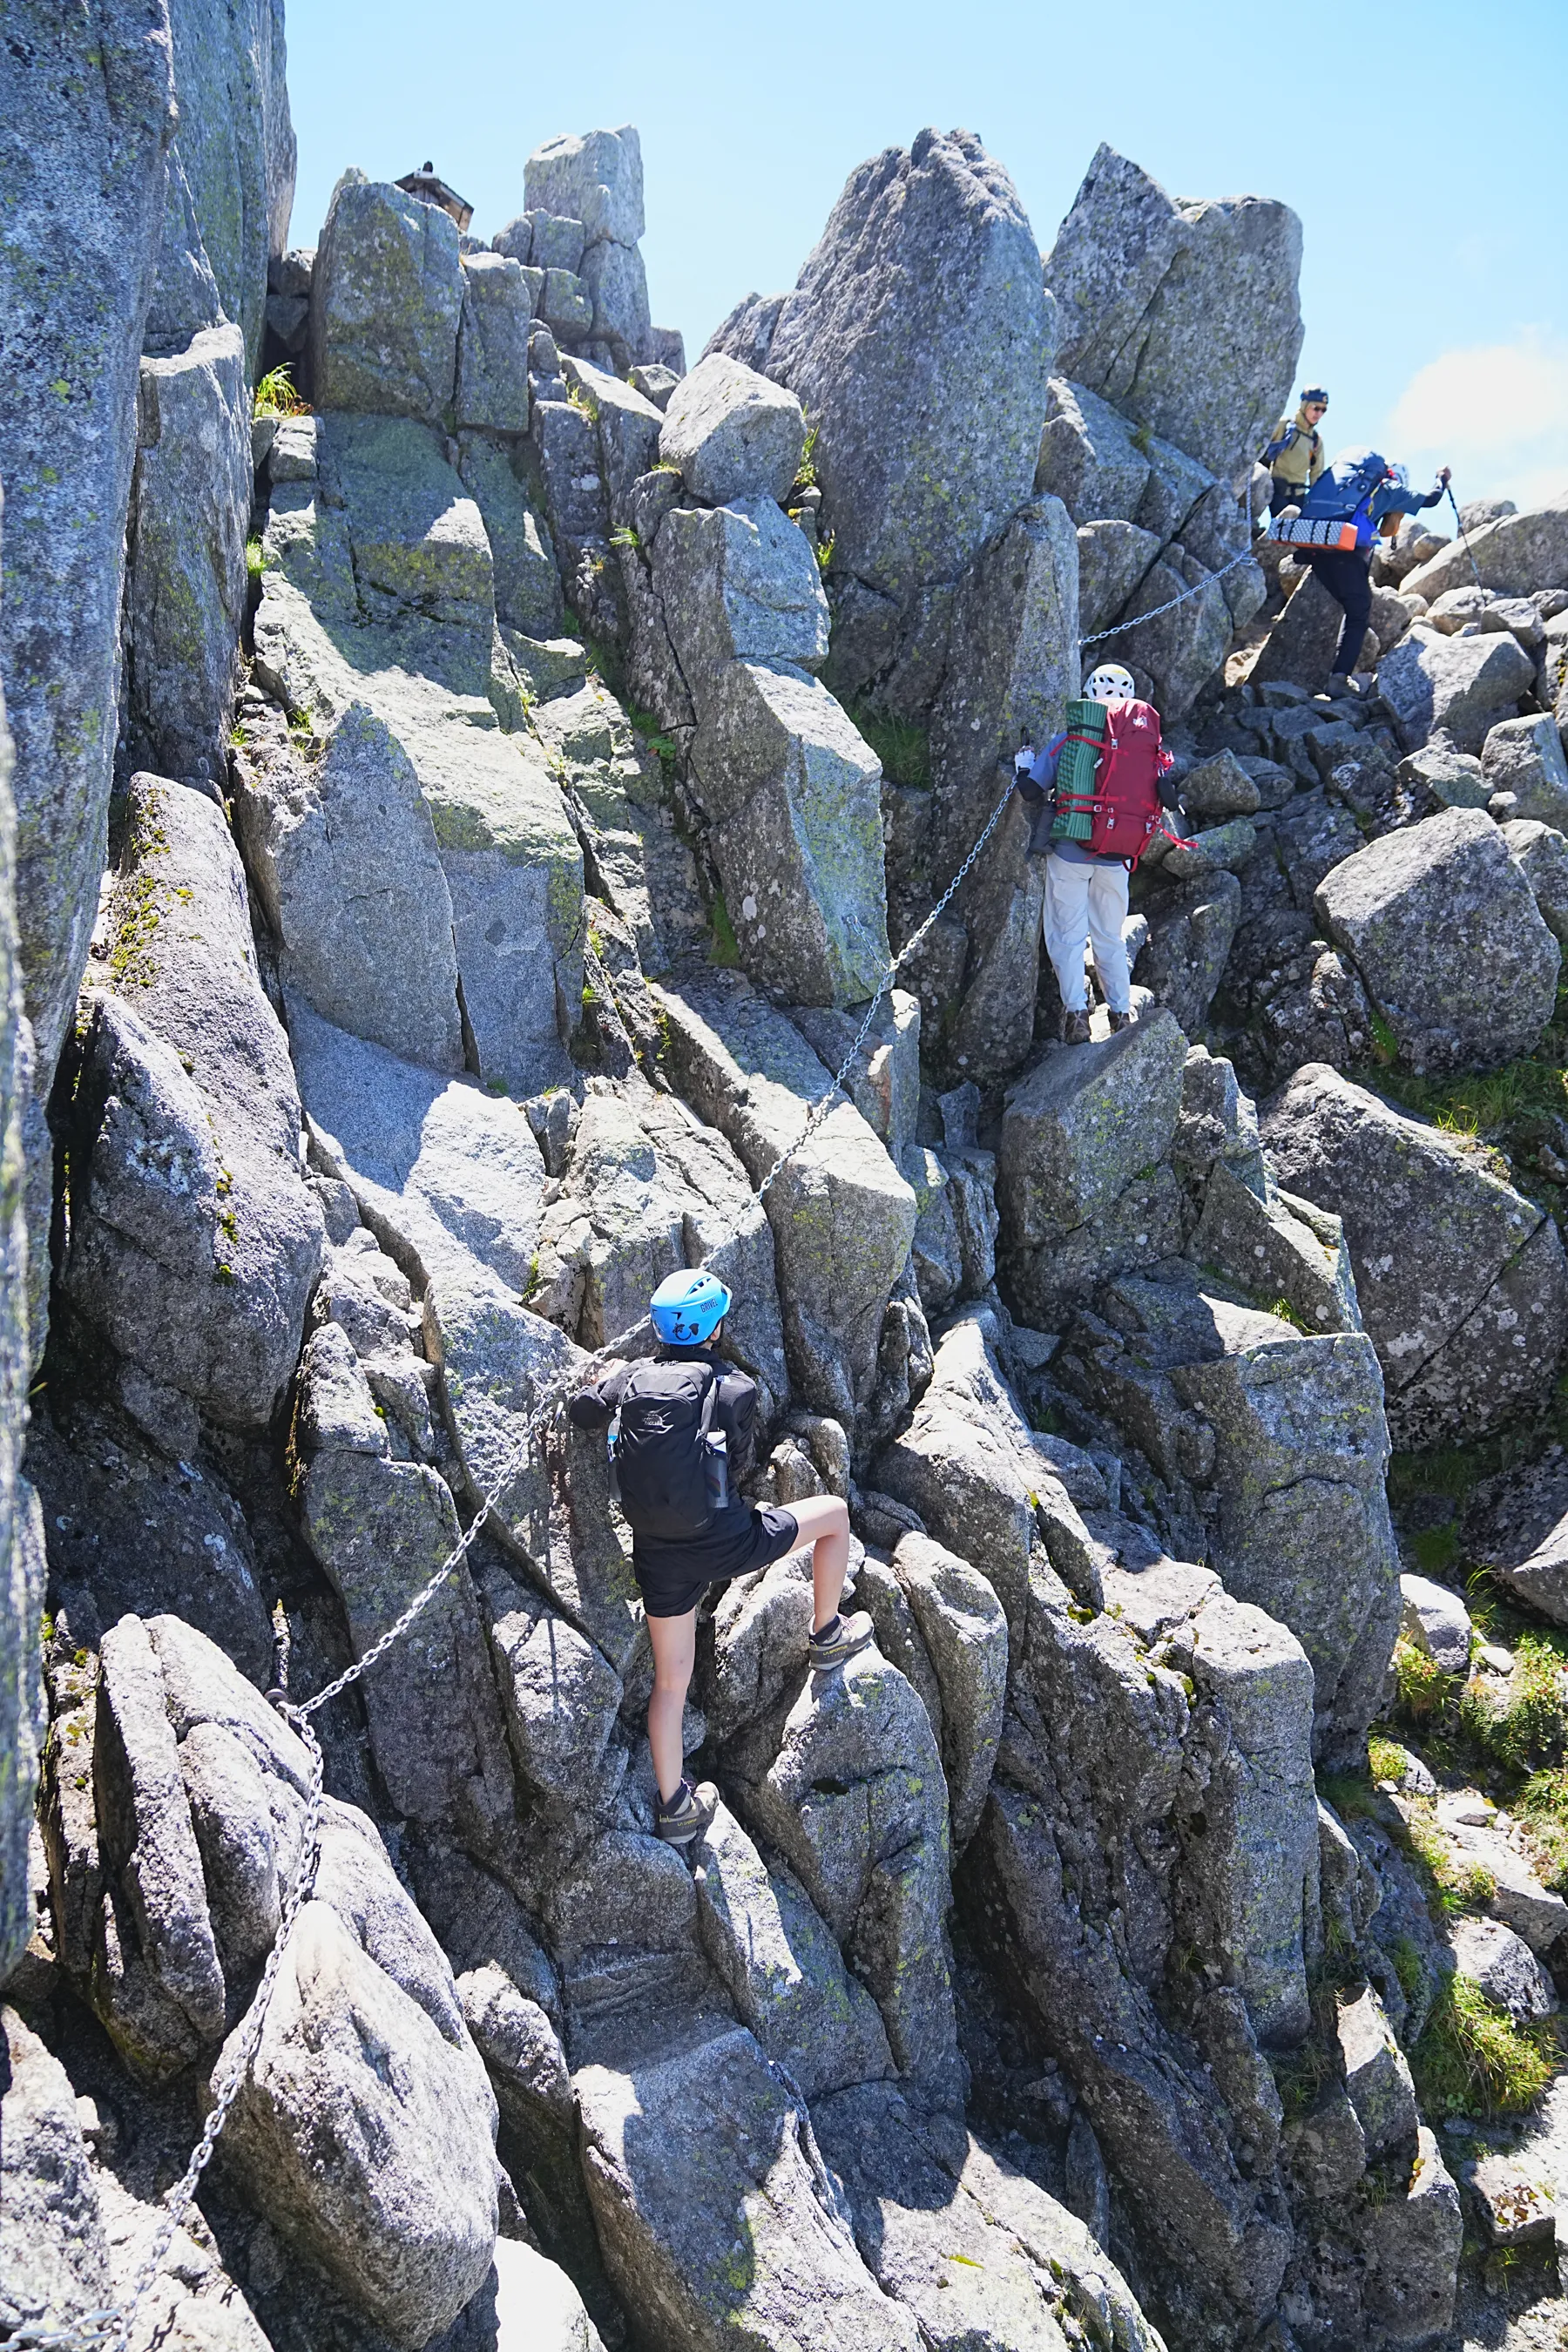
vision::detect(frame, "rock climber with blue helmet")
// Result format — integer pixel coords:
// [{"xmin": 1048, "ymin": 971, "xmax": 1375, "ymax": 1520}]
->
[{"xmin": 569, "ymin": 1267, "xmax": 871, "ymax": 1845}]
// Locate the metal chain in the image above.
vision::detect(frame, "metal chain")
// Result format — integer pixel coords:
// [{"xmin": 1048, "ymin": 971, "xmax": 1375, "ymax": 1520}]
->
[{"xmin": 1081, "ymin": 521, "xmax": 1259, "ymax": 648}]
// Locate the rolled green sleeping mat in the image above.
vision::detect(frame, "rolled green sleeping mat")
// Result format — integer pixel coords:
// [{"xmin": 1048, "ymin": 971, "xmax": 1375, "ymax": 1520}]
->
[{"xmin": 1051, "ymin": 696, "xmax": 1106, "ymax": 841}]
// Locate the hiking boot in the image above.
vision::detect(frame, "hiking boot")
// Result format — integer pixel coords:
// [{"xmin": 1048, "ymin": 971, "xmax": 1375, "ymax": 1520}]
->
[
  {"xmin": 1059, "ymin": 1007, "xmax": 1092, "ymax": 1045},
  {"xmin": 808, "ymin": 1610, "xmax": 875, "ymax": 1673},
  {"xmin": 654, "ymin": 1776, "xmax": 719, "ymax": 1846},
  {"xmin": 1107, "ymin": 1008, "xmax": 1134, "ymax": 1032}
]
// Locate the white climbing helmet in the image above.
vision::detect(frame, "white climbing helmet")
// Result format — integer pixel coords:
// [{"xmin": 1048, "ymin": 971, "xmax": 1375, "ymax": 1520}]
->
[{"xmin": 1083, "ymin": 663, "xmax": 1137, "ymax": 705}]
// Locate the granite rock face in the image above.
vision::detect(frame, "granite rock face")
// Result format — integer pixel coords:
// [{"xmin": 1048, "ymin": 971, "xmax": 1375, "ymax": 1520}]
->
[
  {"xmin": 1044, "ymin": 144, "xmax": 1303, "ymax": 488},
  {"xmin": 709, "ymin": 126, "xmax": 1054, "ymax": 681},
  {"xmin": 124, "ymin": 320, "xmax": 253, "ymax": 792},
  {"xmin": 166, "ymin": 0, "xmax": 295, "ymax": 374},
  {"xmin": 58, "ymin": 774, "xmax": 323, "ymax": 1441},
  {"xmin": 1262, "ymin": 1064, "xmax": 1568, "ymax": 1449},
  {"xmin": 0, "ymin": 0, "xmax": 176, "ymax": 1119},
  {"xmin": 0, "ymin": 651, "xmax": 41, "ymax": 1985}
]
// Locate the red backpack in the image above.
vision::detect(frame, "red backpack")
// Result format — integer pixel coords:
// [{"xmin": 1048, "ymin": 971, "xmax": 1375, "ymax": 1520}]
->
[{"xmin": 1064, "ymin": 700, "xmax": 1180, "ymax": 867}]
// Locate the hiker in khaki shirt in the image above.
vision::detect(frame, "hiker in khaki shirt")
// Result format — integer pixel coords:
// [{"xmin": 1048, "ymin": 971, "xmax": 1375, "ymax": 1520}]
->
[{"xmin": 1262, "ymin": 388, "xmax": 1329, "ymax": 515}]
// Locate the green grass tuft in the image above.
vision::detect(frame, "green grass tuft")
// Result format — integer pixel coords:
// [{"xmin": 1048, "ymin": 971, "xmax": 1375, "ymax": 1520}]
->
[
  {"xmin": 1368, "ymin": 1735, "xmax": 1411, "ymax": 1783},
  {"xmin": 1410, "ymin": 1975, "xmax": 1558, "ymax": 2118},
  {"xmin": 245, "ymin": 536, "xmax": 264, "ymax": 584},
  {"xmin": 1458, "ymin": 1631, "xmax": 1568, "ymax": 1774},
  {"xmin": 253, "ymin": 365, "xmax": 307, "ymax": 419}
]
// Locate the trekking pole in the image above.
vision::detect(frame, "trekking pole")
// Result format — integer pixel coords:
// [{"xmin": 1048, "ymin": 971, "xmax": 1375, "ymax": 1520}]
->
[{"xmin": 1444, "ymin": 482, "xmax": 1484, "ymax": 589}]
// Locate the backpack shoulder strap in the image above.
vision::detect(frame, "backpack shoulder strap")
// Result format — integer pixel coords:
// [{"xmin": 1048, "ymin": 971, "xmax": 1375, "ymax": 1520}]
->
[{"xmin": 698, "ymin": 1366, "xmax": 720, "ymax": 1433}]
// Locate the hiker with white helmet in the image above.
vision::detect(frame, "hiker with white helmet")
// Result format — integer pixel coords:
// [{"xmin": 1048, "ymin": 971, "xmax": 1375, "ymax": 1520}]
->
[
  {"xmin": 1014, "ymin": 663, "xmax": 1184, "ymax": 1044},
  {"xmin": 1269, "ymin": 446, "xmax": 1452, "ymax": 685},
  {"xmin": 568, "ymin": 1267, "xmax": 871, "ymax": 1847},
  {"xmin": 1261, "ymin": 387, "xmax": 1330, "ymax": 517}
]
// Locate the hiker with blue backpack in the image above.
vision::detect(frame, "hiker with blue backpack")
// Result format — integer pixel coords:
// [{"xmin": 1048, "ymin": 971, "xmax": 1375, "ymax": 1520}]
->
[
  {"xmin": 1014, "ymin": 662, "xmax": 1185, "ymax": 1044},
  {"xmin": 1269, "ymin": 447, "xmax": 1452, "ymax": 686},
  {"xmin": 568, "ymin": 1268, "xmax": 872, "ymax": 1846}
]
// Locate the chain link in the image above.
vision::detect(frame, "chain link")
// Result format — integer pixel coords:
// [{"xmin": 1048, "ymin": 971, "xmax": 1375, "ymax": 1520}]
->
[{"xmin": 35, "ymin": 565, "xmax": 1201, "ymax": 2347}]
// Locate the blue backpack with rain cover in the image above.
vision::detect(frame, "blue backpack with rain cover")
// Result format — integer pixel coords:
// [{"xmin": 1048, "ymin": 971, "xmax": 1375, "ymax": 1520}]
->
[
  {"xmin": 1299, "ymin": 450, "xmax": 1390, "ymax": 546},
  {"xmin": 1268, "ymin": 449, "xmax": 1390, "ymax": 551}
]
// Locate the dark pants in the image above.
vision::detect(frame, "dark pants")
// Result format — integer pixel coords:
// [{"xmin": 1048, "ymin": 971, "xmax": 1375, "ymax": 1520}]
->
[
  {"xmin": 1308, "ymin": 548, "xmax": 1374, "ymax": 676},
  {"xmin": 1270, "ymin": 474, "xmax": 1308, "ymax": 516}
]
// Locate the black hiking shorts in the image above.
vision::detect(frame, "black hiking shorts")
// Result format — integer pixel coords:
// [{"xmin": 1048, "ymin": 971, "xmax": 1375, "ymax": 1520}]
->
[{"xmin": 634, "ymin": 1503, "xmax": 801, "ymax": 1619}]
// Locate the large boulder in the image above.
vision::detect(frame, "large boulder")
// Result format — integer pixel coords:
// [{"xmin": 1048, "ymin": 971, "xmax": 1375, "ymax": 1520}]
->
[
  {"xmin": 997, "ymin": 1010, "xmax": 1189, "ymax": 1325},
  {"xmin": 1467, "ymin": 1454, "xmax": 1568, "ymax": 1625},
  {"xmin": 640, "ymin": 486, "xmax": 888, "ymax": 1010},
  {"xmin": 1314, "ymin": 806, "xmax": 1559, "ymax": 1073},
  {"xmin": 1036, "ymin": 377, "xmax": 1152, "ymax": 526},
  {"xmin": 1377, "ymin": 625, "xmax": 1535, "ymax": 754},
  {"xmin": 530, "ymin": 1071, "xmax": 787, "ymax": 1411},
  {"xmin": 456, "ymin": 253, "xmax": 533, "ymax": 436},
  {"xmin": 1044, "ymin": 145, "xmax": 1302, "ymax": 488},
  {"xmin": 732, "ymin": 1646, "xmax": 962, "ymax": 2101},
  {"xmin": 1261, "ymin": 1064, "xmax": 1568, "ymax": 1449},
  {"xmin": 692, "ymin": 1802, "xmax": 894, "ymax": 2099},
  {"xmin": 294, "ymin": 1321, "xmax": 517, "ymax": 1848},
  {"xmin": 874, "ymin": 1311, "xmax": 1105, "ymax": 1636},
  {"xmin": 524, "ymin": 128, "xmax": 651, "ymax": 373},
  {"xmin": 253, "ymin": 412, "xmax": 585, "ymax": 1094},
  {"xmin": 125, "ymin": 1614, "xmax": 500, "ymax": 2342},
  {"xmin": 287, "ymin": 998, "xmax": 545, "ymax": 1296},
  {"xmin": 813, "ymin": 2084, "xmax": 1078, "ymax": 2352},
  {"xmin": 310, "ymin": 171, "xmax": 465, "ymax": 422},
  {"xmin": 970, "ymin": 1551, "xmax": 1313, "ymax": 2336},
  {"xmin": 1, "ymin": 2004, "xmax": 112, "ymax": 2335},
  {"xmin": 689, "ymin": 660, "xmax": 889, "ymax": 1007},
  {"xmin": 1402, "ymin": 492, "xmax": 1568, "ymax": 605},
  {"xmin": 576, "ymin": 2025, "xmax": 921, "ymax": 2352},
  {"xmin": 58, "ymin": 775, "xmax": 324, "ymax": 1442},
  {"xmin": 659, "ymin": 354, "xmax": 807, "ymax": 507},
  {"xmin": 125, "ymin": 320, "xmax": 253, "ymax": 793},
  {"xmin": 1482, "ymin": 712, "xmax": 1568, "ymax": 827},
  {"xmin": 1064, "ymin": 1275, "xmax": 1399, "ymax": 1761},
  {"xmin": 234, "ymin": 698, "xmax": 465, "ymax": 1071},
  {"xmin": 0, "ymin": 0, "xmax": 175, "ymax": 1125},
  {"xmin": 524, "ymin": 125, "xmax": 645, "ymax": 248},
  {"xmin": 708, "ymin": 127, "xmax": 1054, "ymax": 646}
]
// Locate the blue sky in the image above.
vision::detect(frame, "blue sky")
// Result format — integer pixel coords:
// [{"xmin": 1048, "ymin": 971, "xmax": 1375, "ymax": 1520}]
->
[{"xmin": 285, "ymin": 0, "xmax": 1566, "ymax": 508}]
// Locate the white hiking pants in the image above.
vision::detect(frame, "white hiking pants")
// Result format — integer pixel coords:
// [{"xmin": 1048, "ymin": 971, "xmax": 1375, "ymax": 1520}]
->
[{"xmin": 1043, "ymin": 852, "xmax": 1132, "ymax": 1013}]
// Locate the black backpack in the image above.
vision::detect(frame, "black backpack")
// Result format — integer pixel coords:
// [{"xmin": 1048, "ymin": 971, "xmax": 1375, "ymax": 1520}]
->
[{"xmin": 608, "ymin": 1361, "xmax": 730, "ymax": 1539}]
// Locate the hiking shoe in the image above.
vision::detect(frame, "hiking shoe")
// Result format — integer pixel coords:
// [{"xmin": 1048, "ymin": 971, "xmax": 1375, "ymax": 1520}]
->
[
  {"xmin": 654, "ymin": 1777, "xmax": 719, "ymax": 1846},
  {"xmin": 1107, "ymin": 1008, "xmax": 1134, "ymax": 1032},
  {"xmin": 1059, "ymin": 1007, "xmax": 1092, "ymax": 1044},
  {"xmin": 808, "ymin": 1611, "xmax": 875, "ymax": 1673}
]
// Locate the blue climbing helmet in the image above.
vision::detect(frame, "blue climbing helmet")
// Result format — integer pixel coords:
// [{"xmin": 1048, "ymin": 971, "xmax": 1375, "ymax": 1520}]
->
[{"xmin": 650, "ymin": 1268, "xmax": 733, "ymax": 1346}]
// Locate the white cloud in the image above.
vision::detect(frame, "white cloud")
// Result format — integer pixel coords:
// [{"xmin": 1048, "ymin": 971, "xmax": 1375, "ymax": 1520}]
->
[{"xmin": 1382, "ymin": 333, "xmax": 1568, "ymax": 512}]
